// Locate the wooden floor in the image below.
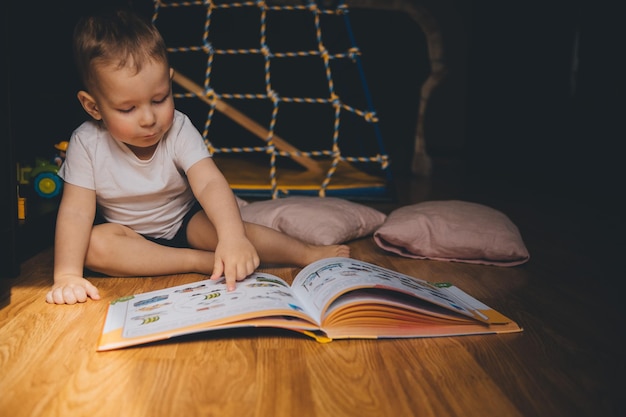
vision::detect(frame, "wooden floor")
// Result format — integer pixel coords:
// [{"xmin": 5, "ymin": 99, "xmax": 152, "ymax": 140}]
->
[{"xmin": 1, "ymin": 161, "xmax": 624, "ymax": 417}]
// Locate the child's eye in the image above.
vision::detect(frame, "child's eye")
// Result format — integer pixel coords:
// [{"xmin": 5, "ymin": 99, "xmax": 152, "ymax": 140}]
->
[
  {"xmin": 154, "ymin": 95, "xmax": 169, "ymax": 104},
  {"xmin": 118, "ymin": 107, "xmax": 134, "ymax": 114}
]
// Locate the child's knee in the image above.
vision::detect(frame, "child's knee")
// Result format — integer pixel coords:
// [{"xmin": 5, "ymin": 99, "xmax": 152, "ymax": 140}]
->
[{"xmin": 85, "ymin": 224, "xmax": 131, "ymax": 264}]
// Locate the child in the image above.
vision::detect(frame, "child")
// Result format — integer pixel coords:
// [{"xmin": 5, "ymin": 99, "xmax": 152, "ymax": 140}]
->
[{"xmin": 46, "ymin": 9, "xmax": 350, "ymax": 305}]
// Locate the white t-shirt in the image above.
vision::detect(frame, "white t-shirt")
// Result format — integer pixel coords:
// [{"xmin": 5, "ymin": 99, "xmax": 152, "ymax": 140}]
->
[{"xmin": 59, "ymin": 110, "xmax": 212, "ymax": 239}]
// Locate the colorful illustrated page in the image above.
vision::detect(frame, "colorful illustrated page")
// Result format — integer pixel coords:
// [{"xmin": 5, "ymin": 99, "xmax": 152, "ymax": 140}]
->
[
  {"xmin": 120, "ymin": 273, "xmax": 315, "ymax": 338},
  {"xmin": 291, "ymin": 257, "xmax": 480, "ymax": 321}
]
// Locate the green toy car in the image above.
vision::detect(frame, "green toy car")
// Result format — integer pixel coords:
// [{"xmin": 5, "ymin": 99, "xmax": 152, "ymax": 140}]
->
[{"xmin": 29, "ymin": 158, "xmax": 63, "ymax": 198}]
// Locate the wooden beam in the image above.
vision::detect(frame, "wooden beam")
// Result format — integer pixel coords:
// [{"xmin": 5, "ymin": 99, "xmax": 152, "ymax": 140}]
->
[{"xmin": 172, "ymin": 70, "xmax": 323, "ymax": 174}]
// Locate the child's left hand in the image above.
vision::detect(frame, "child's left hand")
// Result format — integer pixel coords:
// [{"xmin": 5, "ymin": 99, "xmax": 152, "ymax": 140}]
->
[{"xmin": 210, "ymin": 236, "xmax": 260, "ymax": 291}]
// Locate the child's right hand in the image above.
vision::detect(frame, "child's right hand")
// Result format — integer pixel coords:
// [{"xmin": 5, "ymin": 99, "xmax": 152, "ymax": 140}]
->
[
  {"xmin": 46, "ymin": 276, "xmax": 101, "ymax": 305},
  {"xmin": 210, "ymin": 236, "xmax": 260, "ymax": 291}
]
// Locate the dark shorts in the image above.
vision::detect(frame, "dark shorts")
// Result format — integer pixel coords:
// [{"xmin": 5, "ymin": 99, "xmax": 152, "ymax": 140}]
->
[
  {"xmin": 95, "ymin": 201, "xmax": 204, "ymax": 249},
  {"xmin": 143, "ymin": 202, "xmax": 204, "ymax": 248}
]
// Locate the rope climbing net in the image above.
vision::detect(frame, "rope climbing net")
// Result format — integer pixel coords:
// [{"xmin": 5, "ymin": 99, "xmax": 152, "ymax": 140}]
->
[{"xmin": 151, "ymin": 0, "xmax": 391, "ymax": 198}]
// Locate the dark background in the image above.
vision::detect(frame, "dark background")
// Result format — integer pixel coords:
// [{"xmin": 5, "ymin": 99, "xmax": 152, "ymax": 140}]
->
[
  {"xmin": 2, "ymin": 0, "xmax": 623, "ymax": 274},
  {"xmin": 465, "ymin": 2, "xmax": 623, "ymax": 203}
]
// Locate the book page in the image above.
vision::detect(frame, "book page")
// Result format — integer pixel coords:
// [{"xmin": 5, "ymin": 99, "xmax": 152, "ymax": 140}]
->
[
  {"xmin": 291, "ymin": 257, "xmax": 485, "ymax": 323},
  {"xmin": 116, "ymin": 273, "xmax": 318, "ymax": 339},
  {"xmin": 323, "ymin": 289, "xmax": 475, "ymax": 324}
]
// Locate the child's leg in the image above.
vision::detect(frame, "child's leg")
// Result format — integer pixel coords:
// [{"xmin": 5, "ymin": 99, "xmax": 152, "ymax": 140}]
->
[
  {"xmin": 186, "ymin": 212, "xmax": 350, "ymax": 267},
  {"xmin": 244, "ymin": 222, "xmax": 351, "ymax": 266},
  {"xmin": 85, "ymin": 223, "xmax": 215, "ymax": 276},
  {"xmin": 86, "ymin": 214, "xmax": 351, "ymax": 277}
]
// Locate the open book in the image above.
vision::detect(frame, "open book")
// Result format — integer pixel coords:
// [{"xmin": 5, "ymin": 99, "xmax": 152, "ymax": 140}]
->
[{"xmin": 98, "ymin": 257, "xmax": 522, "ymax": 351}]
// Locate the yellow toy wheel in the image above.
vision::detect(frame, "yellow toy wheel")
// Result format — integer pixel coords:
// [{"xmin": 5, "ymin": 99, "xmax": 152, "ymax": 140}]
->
[{"xmin": 34, "ymin": 172, "xmax": 62, "ymax": 198}]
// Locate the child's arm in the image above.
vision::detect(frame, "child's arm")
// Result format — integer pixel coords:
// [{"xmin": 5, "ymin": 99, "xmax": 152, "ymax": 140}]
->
[
  {"xmin": 187, "ymin": 158, "xmax": 260, "ymax": 291},
  {"xmin": 46, "ymin": 183, "xmax": 101, "ymax": 304}
]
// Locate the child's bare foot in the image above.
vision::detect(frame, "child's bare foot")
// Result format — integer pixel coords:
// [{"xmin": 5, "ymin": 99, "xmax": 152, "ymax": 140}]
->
[{"xmin": 301, "ymin": 244, "xmax": 351, "ymax": 266}]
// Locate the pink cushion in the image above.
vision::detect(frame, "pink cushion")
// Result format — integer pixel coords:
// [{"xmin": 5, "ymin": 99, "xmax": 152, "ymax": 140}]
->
[
  {"xmin": 240, "ymin": 196, "xmax": 387, "ymax": 245},
  {"xmin": 373, "ymin": 200, "xmax": 529, "ymax": 266},
  {"xmin": 235, "ymin": 196, "xmax": 248, "ymax": 209}
]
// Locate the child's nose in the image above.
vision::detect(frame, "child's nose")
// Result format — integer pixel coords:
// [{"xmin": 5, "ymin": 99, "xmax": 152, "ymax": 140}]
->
[{"xmin": 139, "ymin": 107, "xmax": 157, "ymax": 127}]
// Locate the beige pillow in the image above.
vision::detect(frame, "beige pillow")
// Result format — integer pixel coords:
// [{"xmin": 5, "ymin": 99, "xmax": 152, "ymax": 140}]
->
[
  {"xmin": 239, "ymin": 196, "xmax": 387, "ymax": 245},
  {"xmin": 373, "ymin": 200, "xmax": 529, "ymax": 266},
  {"xmin": 235, "ymin": 196, "xmax": 249, "ymax": 209}
]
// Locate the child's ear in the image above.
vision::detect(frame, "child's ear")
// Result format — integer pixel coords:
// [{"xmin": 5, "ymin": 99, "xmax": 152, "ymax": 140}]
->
[
  {"xmin": 169, "ymin": 67, "xmax": 174, "ymax": 80},
  {"xmin": 77, "ymin": 90, "xmax": 102, "ymax": 120}
]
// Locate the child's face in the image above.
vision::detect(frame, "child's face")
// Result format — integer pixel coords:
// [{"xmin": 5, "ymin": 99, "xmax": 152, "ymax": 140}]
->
[{"xmin": 86, "ymin": 59, "xmax": 175, "ymax": 149}]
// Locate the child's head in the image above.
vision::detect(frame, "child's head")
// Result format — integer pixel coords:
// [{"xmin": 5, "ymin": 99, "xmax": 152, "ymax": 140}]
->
[
  {"xmin": 73, "ymin": 9, "xmax": 175, "ymax": 150},
  {"xmin": 73, "ymin": 9, "xmax": 169, "ymax": 92}
]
